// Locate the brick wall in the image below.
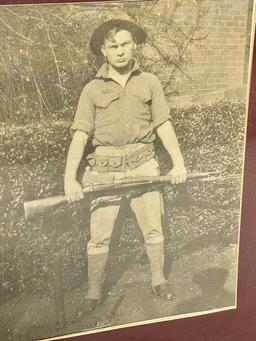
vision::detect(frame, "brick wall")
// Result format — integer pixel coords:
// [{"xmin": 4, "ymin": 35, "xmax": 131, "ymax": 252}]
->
[{"xmin": 158, "ymin": 0, "xmax": 253, "ymax": 99}]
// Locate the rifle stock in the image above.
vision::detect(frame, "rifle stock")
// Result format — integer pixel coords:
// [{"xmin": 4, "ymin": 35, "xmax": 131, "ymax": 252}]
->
[
  {"xmin": 23, "ymin": 171, "xmax": 227, "ymax": 220},
  {"xmin": 24, "ymin": 195, "xmax": 67, "ymax": 220}
]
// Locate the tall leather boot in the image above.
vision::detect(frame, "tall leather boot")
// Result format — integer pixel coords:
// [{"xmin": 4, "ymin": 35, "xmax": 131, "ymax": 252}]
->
[
  {"xmin": 84, "ymin": 252, "xmax": 108, "ymax": 314},
  {"xmin": 145, "ymin": 242, "xmax": 175, "ymax": 301}
]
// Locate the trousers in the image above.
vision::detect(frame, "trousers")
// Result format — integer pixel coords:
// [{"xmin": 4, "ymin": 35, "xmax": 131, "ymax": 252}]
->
[{"xmin": 86, "ymin": 144, "xmax": 164, "ymax": 256}]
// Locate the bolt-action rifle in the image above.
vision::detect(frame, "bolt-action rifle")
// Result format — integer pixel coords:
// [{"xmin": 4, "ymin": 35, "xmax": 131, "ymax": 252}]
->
[{"xmin": 23, "ymin": 171, "xmax": 241, "ymax": 220}]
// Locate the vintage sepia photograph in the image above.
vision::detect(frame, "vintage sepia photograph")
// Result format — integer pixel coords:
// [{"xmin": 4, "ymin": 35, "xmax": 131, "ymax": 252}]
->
[{"xmin": 0, "ymin": 0, "xmax": 255, "ymax": 340}]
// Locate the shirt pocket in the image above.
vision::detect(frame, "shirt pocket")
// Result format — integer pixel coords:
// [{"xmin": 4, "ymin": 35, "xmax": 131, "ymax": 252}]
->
[
  {"xmin": 94, "ymin": 93, "xmax": 120, "ymax": 110},
  {"xmin": 130, "ymin": 89, "xmax": 152, "ymax": 106}
]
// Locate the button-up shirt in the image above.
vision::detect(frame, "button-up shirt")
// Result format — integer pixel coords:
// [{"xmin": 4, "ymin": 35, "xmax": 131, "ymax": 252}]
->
[{"xmin": 71, "ymin": 61, "xmax": 171, "ymax": 146}]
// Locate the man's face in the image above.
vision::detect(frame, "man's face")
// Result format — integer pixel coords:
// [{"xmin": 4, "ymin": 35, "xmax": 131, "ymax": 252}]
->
[{"xmin": 101, "ymin": 30, "xmax": 136, "ymax": 70}]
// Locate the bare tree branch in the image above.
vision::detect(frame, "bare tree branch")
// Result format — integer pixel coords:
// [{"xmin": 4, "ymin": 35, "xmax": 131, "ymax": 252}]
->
[
  {"xmin": 40, "ymin": 14, "xmax": 65, "ymax": 103},
  {"xmin": 26, "ymin": 50, "xmax": 54, "ymax": 119},
  {"xmin": 0, "ymin": 16, "xmax": 34, "ymax": 43}
]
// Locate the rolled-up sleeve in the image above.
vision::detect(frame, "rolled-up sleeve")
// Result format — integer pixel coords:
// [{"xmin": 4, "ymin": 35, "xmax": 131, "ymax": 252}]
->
[
  {"xmin": 151, "ymin": 75, "xmax": 171, "ymax": 129},
  {"xmin": 70, "ymin": 84, "xmax": 95, "ymax": 137}
]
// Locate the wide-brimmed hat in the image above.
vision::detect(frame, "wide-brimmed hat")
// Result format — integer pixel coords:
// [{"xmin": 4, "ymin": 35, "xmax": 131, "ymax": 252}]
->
[{"xmin": 90, "ymin": 19, "xmax": 147, "ymax": 55}]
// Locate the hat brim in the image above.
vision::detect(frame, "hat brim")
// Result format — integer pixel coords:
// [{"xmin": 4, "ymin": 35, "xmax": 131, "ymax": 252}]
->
[{"xmin": 90, "ymin": 19, "xmax": 147, "ymax": 55}]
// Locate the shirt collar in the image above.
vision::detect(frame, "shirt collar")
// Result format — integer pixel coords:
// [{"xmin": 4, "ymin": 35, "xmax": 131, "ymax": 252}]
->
[{"xmin": 95, "ymin": 60, "xmax": 141, "ymax": 79}]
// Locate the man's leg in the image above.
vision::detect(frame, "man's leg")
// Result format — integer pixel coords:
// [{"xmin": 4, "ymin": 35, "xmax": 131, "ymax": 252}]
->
[
  {"xmin": 129, "ymin": 159, "xmax": 174, "ymax": 300},
  {"xmin": 130, "ymin": 190, "xmax": 165, "ymax": 285},
  {"xmin": 85, "ymin": 202, "xmax": 120, "ymax": 311}
]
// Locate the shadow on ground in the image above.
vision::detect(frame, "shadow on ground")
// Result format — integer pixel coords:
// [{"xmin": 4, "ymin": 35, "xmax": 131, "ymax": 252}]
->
[{"xmin": 174, "ymin": 267, "xmax": 235, "ymax": 315}]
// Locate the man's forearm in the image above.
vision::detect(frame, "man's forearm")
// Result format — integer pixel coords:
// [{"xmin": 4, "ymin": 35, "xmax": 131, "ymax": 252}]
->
[
  {"xmin": 64, "ymin": 131, "xmax": 89, "ymax": 180},
  {"xmin": 156, "ymin": 121, "xmax": 185, "ymax": 167}
]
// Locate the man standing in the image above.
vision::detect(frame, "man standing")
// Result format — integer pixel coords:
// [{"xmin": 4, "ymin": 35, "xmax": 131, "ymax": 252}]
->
[{"xmin": 64, "ymin": 19, "xmax": 187, "ymax": 314}]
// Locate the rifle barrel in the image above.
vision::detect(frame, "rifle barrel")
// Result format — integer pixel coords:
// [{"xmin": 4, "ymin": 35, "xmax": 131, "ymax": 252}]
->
[
  {"xmin": 82, "ymin": 171, "xmax": 221, "ymax": 194},
  {"xmin": 24, "ymin": 171, "xmax": 237, "ymax": 220}
]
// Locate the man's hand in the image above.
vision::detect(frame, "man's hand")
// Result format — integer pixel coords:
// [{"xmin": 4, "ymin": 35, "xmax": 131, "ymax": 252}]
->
[
  {"xmin": 168, "ymin": 165, "xmax": 188, "ymax": 184},
  {"xmin": 64, "ymin": 131, "xmax": 88, "ymax": 203},
  {"xmin": 157, "ymin": 121, "xmax": 188, "ymax": 184},
  {"xmin": 64, "ymin": 179, "xmax": 84, "ymax": 202}
]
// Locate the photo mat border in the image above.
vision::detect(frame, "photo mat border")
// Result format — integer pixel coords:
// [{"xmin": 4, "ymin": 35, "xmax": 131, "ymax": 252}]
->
[{"xmin": 1, "ymin": 0, "xmax": 256, "ymax": 340}]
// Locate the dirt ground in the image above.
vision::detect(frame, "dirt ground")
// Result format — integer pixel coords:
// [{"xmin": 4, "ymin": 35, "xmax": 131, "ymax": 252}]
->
[{"xmin": 0, "ymin": 242, "xmax": 237, "ymax": 341}]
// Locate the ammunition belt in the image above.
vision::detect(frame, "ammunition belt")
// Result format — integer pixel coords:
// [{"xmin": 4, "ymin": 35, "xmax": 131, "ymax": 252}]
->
[{"xmin": 87, "ymin": 143, "xmax": 155, "ymax": 172}]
